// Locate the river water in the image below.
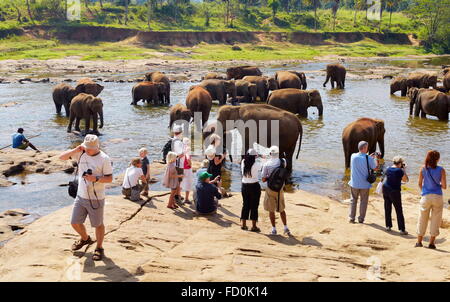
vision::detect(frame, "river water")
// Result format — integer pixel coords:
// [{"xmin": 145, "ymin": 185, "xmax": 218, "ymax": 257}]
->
[{"xmin": 1, "ymin": 57, "xmax": 449, "ymax": 216}]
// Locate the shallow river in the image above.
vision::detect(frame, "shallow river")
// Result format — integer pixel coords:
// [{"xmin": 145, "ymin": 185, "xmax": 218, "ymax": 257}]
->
[{"xmin": 1, "ymin": 58, "xmax": 449, "ymax": 216}]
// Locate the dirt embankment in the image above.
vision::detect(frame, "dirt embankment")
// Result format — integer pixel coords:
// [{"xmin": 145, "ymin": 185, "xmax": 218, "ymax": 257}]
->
[{"xmin": 22, "ymin": 25, "xmax": 415, "ymax": 46}]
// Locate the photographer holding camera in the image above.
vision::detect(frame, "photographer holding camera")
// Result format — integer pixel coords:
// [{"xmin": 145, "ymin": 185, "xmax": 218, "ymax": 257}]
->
[
  {"xmin": 382, "ymin": 156, "xmax": 409, "ymax": 235},
  {"xmin": 59, "ymin": 134, "xmax": 113, "ymax": 261}
]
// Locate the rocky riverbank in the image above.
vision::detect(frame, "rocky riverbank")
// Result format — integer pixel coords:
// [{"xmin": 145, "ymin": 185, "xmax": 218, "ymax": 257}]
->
[{"xmin": 1, "ymin": 189, "xmax": 449, "ymax": 281}]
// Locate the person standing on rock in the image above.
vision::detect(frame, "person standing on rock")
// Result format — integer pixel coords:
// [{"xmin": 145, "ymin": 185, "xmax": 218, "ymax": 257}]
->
[
  {"xmin": 348, "ymin": 141, "xmax": 378, "ymax": 224},
  {"xmin": 240, "ymin": 148, "xmax": 262, "ymax": 232},
  {"xmin": 171, "ymin": 124, "xmax": 186, "ymax": 204},
  {"xmin": 59, "ymin": 134, "xmax": 113, "ymax": 261},
  {"xmin": 12, "ymin": 128, "xmax": 40, "ymax": 152},
  {"xmin": 139, "ymin": 148, "xmax": 151, "ymax": 197},
  {"xmin": 416, "ymin": 150, "xmax": 447, "ymax": 249}
]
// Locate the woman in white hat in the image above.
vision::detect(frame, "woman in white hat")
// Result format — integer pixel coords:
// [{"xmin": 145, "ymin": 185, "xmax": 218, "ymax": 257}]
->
[{"xmin": 241, "ymin": 148, "xmax": 262, "ymax": 232}]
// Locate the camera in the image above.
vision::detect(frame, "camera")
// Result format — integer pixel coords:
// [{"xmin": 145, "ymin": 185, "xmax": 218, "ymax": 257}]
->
[{"xmin": 82, "ymin": 169, "xmax": 93, "ymax": 177}]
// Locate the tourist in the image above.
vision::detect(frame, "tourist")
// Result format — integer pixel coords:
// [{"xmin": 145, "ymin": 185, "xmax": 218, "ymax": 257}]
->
[
  {"xmin": 241, "ymin": 148, "xmax": 262, "ymax": 232},
  {"xmin": 171, "ymin": 124, "xmax": 185, "ymax": 204},
  {"xmin": 163, "ymin": 151, "xmax": 184, "ymax": 209},
  {"xmin": 193, "ymin": 159, "xmax": 210, "ymax": 203},
  {"xmin": 195, "ymin": 171, "xmax": 222, "ymax": 215},
  {"xmin": 382, "ymin": 156, "xmax": 409, "ymax": 235},
  {"xmin": 122, "ymin": 158, "xmax": 148, "ymax": 202},
  {"xmin": 416, "ymin": 150, "xmax": 447, "ymax": 249},
  {"xmin": 139, "ymin": 148, "xmax": 150, "ymax": 197},
  {"xmin": 261, "ymin": 145, "xmax": 290, "ymax": 235},
  {"xmin": 58, "ymin": 134, "xmax": 113, "ymax": 261},
  {"xmin": 180, "ymin": 137, "xmax": 193, "ymax": 204},
  {"xmin": 11, "ymin": 128, "xmax": 39, "ymax": 152},
  {"xmin": 348, "ymin": 141, "xmax": 378, "ymax": 224}
]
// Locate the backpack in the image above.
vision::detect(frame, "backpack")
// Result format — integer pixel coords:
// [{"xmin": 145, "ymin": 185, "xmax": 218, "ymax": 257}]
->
[
  {"xmin": 267, "ymin": 159, "xmax": 289, "ymax": 192},
  {"xmin": 161, "ymin": 137, "xmax": 180, "ymax": 163}
]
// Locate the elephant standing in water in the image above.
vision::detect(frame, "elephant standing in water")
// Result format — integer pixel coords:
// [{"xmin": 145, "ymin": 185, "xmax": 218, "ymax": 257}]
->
[
  {"xmin": 267, "ymin": 89, "xmax": 323, "ymax": 118},
  {"xmin": 408, "ymin": 88, "xmax": 450, "ymax": 121},
  {"xmin": 443, "ymin": 70, "xmax": 450, "ymax": 92},
  {"xmin": 75, "ymin": 78, "xmax": 104, "ymax": 96},
  {"xmin": 275, "ymin": 71, "xmax": 307, "ymax": 90},
  {"xmin": 67, "ymin": 93, "xmax": 104, "ymax": 135},
  {"xmin": 202, "ymin": 72, "xmax": 226, "ymax": 80},
  {"xmin": 204, "ymin": 104, "xmax": 302, "ymax": 171},
  {"xmin": 406, "ymin": 72, "xmax": 437, "ymax": 90},
  {"xmin": 169, "ymin": 104, "xmax": 192, "ymax": 129},
  {"xmin": 323, "ymin": 64, "xmax": 346, "ymax": 89},
  {"xmin": 131, "ymin": 81, "xmax": 166, "ymax": 105},
  {"xmin": 226, "ymin": 66, "xmax": 262, "ymax": 80},
  {"xmin": 235, "ymin": 80, "xmax": 257, "ymax": 103},
  {"xmin": 186, "ymin": 86, "xmax": 213, "ymax": 131},
  {"xmin": 242, "ymin": 76, "xmax": 278, "ymax": 102},
  {"xmin": 197, "ymin": 79, "xmax": 237, "ymax": 105},
  {"xmin": 145, "ymin": 71, "xmax": 171, "ymax": 104},
  {"xmin": 390, "ymin": 76, "xmax": 407, "ymax": 96},
  {"xmin": 52, "ymin": 83, "xmax": 78, "ymax": 117},
  {"xmin": 342, "ymin": 118, "xmax": 385, "ymax": 169}
]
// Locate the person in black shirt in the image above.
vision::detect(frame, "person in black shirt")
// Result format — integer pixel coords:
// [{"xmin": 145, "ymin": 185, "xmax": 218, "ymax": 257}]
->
[
  {"xmin": 383, "ymin": 156, "xmax": 409, "ymax": 235},
  {"xmin": 195, "ymin": 172, "xmax": 222, "ymax": 214},
  {"xmin": 139, "ymin": 148, "xmax": 150, "ymax": 197}
]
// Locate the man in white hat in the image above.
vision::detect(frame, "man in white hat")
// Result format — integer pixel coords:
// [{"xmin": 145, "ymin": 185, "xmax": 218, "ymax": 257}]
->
[
  {"xmin": 261, "ymin": 145, "xmax": 290, "ymax": 235},
  {"xmin": 59, "ymin": 134, "xmax": 113, "ymax": 261},
  {"xmin": 171, "ymin": 124, "xmax": 185, "ymax": 203}
]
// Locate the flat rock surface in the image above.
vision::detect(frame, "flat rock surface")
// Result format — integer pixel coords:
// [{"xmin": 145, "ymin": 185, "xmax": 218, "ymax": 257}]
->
[{"xmin": 0, "ymin": 190, "xmax": 449, "ymax": 281}]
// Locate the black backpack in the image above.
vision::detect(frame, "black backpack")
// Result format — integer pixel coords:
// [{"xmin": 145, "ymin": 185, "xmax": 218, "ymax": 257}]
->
[
  {"xmin": 267, "ymin": 159, "xmax": 289, "ymax": 192},
  {"xmin": 161, "ymin": 137, "xmax": 180, "ymax": 163}
]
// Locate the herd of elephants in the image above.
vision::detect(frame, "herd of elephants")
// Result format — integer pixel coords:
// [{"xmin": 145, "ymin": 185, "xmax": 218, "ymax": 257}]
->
[{"xmin": 51, "ymin": 64, "xmax": 450, "ymax": 172}]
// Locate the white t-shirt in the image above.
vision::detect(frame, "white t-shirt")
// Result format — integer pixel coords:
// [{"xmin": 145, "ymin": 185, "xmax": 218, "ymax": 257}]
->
[
  {"xmin": 172, "ymin": 136, "xmax": 184, "ymax": 168},
  {"xmin": 122, "ymin": 166, "xmax": 144, "ymax": 189},
  {"xmin": 71, "ymin": 150, "xmax": 113, "ymax": 200},
  {"xmin": 241, "ymin": 160, "xmax": 262, "ymax": 184}
]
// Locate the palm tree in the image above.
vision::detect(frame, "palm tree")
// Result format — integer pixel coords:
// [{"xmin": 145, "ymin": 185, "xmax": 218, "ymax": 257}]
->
[
  {"xmin": 304, "ymin": 0, "xmax": 321, "ymax": 31},
  {"xmin": 25, "ymin": 0, "xmax": 34, "ymax": 23},
  {"xmin": 329, "ymin": 0, "xmax": 340, "ymax": 31},
  {"xmin": 353, "ymin": 0, "xmax": 365, "ymax": 25},
  {"xmin": 386, "ymin": 0, "xmax": 398, "ymax": 29},
  {"xmin": 378, "ymin": 0, "xmax": 385, "ymax": 32},
  {"xmin": 268, "ymin": 0, "xmax": 280, "ymax": 19},
  {"xmin": 124, "ymin": 0, "xmax": 129, "ymax": 25}
]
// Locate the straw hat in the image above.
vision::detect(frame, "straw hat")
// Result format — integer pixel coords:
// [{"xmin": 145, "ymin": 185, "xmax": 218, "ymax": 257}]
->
[{"xmin": 81, "ymin": 134, "xmax": 100, "ymax": 150}]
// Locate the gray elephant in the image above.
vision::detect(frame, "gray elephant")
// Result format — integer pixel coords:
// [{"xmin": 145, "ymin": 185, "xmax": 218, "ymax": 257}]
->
[
  {"xmin": 323, "ymin": 64, "xmax": 346, "ymax": 89},
  {"xmin": 75, "ymin": 78, "xmax": 104, "ymax": 96},
  {"xmin": 275, "ymin": 71, "xmax": 307, "ymax": 90},
  {"xmin": 235, "ymin": 80, "xmax": 258, "ymax": 103},
  {"xmin": 52, "ymin": 83, "xmax": 78, "ymax": 117},
  {"xmin": 406, "ymin": 72, "xmax": 437, "ymax": 90},
  {"xmin": 169, "ymin": 103, "xmax": 192, "ymax": 129},
  {"xmin": 390, "ymin": 76, "xmax": 407, "ymax": 96},
  {"xmin": 145, "ymin": 71, "xmax": 170, "ymax": 104},
  {"xmin": 67, "ymin": 93, "xmax": 104, "ymax": 135},
  {"xmin": 226, "ymin": 66, "xmax": 262, "ymax": 80},
  {"xmin": 197, "ymin": 79, "xmax": 237, "ymax": 105},
  {"xmin": 202, "ymin": 72, "xmax": 226, "ymax": 80},
  {"xmin": 131, "ymin": 81, "xmax": 166, "ymax": 105},
  {"xmin": 408, "ymin": 88, "xmax": 450, "ymax": 121},
  {"xmin": 267, "ymin": 88, "xmax": 323, "ymax": 118},
  {"xmin": 242, "ymin": 75, "xmax": 278, "ymax": 102}
]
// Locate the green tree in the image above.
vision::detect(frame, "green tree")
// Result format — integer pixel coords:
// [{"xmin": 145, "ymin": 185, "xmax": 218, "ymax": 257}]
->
[
  {"xmin": 353, "ymin": 0, "xmax": 365, "ymax": 25},
  {"xmin": 386, "ymin": 0, "xmax": 398, "ymax": 29},
  {"xmin": 268, "ymin": 0, "xmax": 280, "ymax": 18},
  {"xmin": 408, "ymin": 0, "xmax": 450, "ymax": 45},
  {"xmin": 304, "ymin": 0, "xmax": 321, "ymax": 30},
  {"xmin": 328, "ymin": 0, "xmax": 340, "ymax": 31}
]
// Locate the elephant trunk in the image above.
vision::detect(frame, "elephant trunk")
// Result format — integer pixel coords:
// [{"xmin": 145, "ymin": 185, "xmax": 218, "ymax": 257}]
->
[
  {"xmin": 99, "ymin": 109, "xmax": 104, "ymax": 129},
  {"xmin": 317, "ymin": 104, "xmax": 323, "ymax": 116},
  {"xmin": 378, "ymin": 136, "xmax": 385, "ymax": 159}
]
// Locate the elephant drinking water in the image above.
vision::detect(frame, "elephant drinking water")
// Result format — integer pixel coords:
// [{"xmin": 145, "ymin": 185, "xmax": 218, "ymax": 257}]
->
[
  {"xmin": 267, "ymin": 88, "xmax": 323, "ymax": 118},
  {"xmin": 67, "ymin": 93, "xmax": 104, "ymax": 136}
]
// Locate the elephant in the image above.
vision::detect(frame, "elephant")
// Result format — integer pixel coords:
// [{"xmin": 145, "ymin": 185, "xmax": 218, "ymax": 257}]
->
[
  {"xmin": 443, "ymin": 71, "xmax": 450, "ymax": 92},
  {"xmin": 75, "ymin": 78, "xmax": 104, "ymax": 96},
  {"xmin": 169, "ymin": 103, "xmax": 192, "ymax": 129},
  {"xmin": 267, "ymin": 88, "xmax": 323, "ymax": 118},
  {"xmin": 186, "ymin": 86, "xmax": 213, "ymax": 131},
  {"xmin": 390, "ymin": 76, "xmax": 408, "ymax": 96},
  {"xmin": 235, "ymin": 80, "xmax": 257, "ymax": 103},
  {"xmin": 275, "ymin": 71, "xmax": 307, "ymax": 90},
  {"xmin": 342, "ymin": 118, "xmax": 385, "ymax": 169},
  {"xmin": 131, "ymin": 81, "xmax": 165, "ymax": 105},
  {"xmin": 242, "ymin": 76, "xmax": 278, "ymax": 102},
  {"xmin": 67, "ymin": 93, "xmax": 104, "ymax": 135},
  {"xmin": 145, "ymin": 71, "xmax": 170, "ymax": 103},
  {"xmin": 202, "ymin": 72, "xmax": 226, "ymax": 80},
  {"xmin": 408, "ymin": 88, "xmax": 450, "ymax": 121},
  {"xmin": 406, "ymin": 72, "xmax": 437, "ymax": 90},
  {"xmin": 226, "ymin": 66, "xmax": 262, "ymax": 80},
  {"xmin": 197, "ymin": 79, "xmax": 237, "ymax": 105},
  {"xmin": 52, "ymin": 83, "xmax": 78, "ymax": 117},
  {"xmin": 203, "ymin": 104, "xmax": 303, "ymax": 171},
  {"xmin": 323, "ymin": 64, "xmax": 346, "ymax": 89}
]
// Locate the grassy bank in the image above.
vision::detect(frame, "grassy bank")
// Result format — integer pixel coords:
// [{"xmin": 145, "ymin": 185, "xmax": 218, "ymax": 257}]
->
[{"xmin": 0, "ymin": 34, "xmax": 427, "ymax": 61}]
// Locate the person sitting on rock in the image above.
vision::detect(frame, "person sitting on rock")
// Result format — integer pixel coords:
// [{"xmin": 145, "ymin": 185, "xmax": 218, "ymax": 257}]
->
[
  {"xmin": 12, "ymin": 128, "xmax": 39, "ymax": 152},
  {"xmin": 195, "ymin": 171, "xmax": 222, "ymax": 215},
  {"xmin": 122, "ymin": 158, "xmax": 148, "ymax": 202}
]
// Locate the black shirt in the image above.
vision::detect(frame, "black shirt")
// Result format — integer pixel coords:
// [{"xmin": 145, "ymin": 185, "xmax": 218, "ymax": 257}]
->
[
  {"xmin": 141, "ymin": 157, "xmax": 150, "ymax": 176},
  {"xmin": 207, "ymin": 158, "xmax": 223, "ymax": 179}
]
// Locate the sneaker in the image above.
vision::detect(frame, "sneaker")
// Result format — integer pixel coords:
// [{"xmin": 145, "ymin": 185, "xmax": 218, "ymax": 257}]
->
[
  {"xmin": 270, "ymin": 228, "xmax": 277, "ymax": 235},
  {"xmin": 386, "ymin": 227, "xmax": 392, "ymax": 232},
  {"xmin": 415, "ymin": 242, "xmax": 423, "ymax": 248},
  {"xmin": 400, "ymin": 230, "xmax": 408, "ymax": 236},
  {"xmin": 348, "ymin": 219, "xmax": 356, "ymax": 224},
  {"xmin": 428, "ymin": 244, "xmax": 436, "ymax": 249},
  {"xmin": 283, "ymin": 228, "xmax": 291, "ymax": 236}
]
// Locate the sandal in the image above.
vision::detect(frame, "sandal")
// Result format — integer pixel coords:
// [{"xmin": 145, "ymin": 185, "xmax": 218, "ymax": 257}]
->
[
  {"xmin": 250, "ymin": 226, "xmax": 261, "ymax": 233},
  {"xmin": 92, "ymin": 248, "xmax": 104, "ymax": 261},
  {"xmin": 415, "ymin": 242, "xmax": 423, "ymax": 248},
  {"xmin": 428, "ymin": 244, "xmax": 436, "ymax": 249},
  {"xmin": 167, "ymin": 205, "xmax": 177, "ymax": 209},
  {"xmin": 71, "ymin": 236, "xmax": 93, "ymax": 251},
  {"xmin": 241, "ymin": 226, "xmax": 248, "ymax": 230}
]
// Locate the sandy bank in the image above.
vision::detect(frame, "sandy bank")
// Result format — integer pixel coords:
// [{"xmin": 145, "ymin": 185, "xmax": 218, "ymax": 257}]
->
[{"xmin": 1, "ymin": 189, "xmax": 449, "ymax": 281}]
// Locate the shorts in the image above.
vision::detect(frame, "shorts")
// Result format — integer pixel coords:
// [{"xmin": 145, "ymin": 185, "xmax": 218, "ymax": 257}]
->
[
  {"xmin": 71, "ymin": 196, "xmax": 105, "ymax": 227},
  {"xmin": 16, "ymin": 142, "xmax": 29, "ymax": 150},
  {"xmin": 263, "ymin": 186, "xmax": 285, "ymax": 213}
]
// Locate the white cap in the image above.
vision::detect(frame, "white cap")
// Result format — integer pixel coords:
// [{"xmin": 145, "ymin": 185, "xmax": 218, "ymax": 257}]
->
[
  {"xmin": 172, "ymin": 124, "xmax": 183, "ymax": 134},
  {"xmin": 81, "ymin": 134, "xmax": 100, "ymax": 150},
  {"xmin": 247, "ymin": 148, "xmax": 258, "ymax": 156},
  {"xmin": 269, "ymin": 145, "xmax": 279, "ymax": 155},
  {"xmin": 205, "ymin": 145, "xmax": 216, "ymax": 160}
]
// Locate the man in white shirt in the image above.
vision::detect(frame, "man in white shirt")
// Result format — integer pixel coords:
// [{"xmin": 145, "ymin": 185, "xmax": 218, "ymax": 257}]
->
[
  {"xmin": 59, "ymin": 135, "xmax": 113, "ymax": 261},
  {"xmin": 172, "ymin": 124, "xmax": 185, "ymax": 203},
  {"xmin": 261, "ymin": 146, "xmax": 290, "ymax": 236},
  {"xmin": 122, "ymin": 158, "xmax": 148, "ymax": 201}
]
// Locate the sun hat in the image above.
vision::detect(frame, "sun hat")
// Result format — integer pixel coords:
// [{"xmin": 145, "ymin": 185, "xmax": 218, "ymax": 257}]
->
[
  {"xmin": 269, "ymin": 145, "xmax": 279, "ymax": 155},
  {"xmin": 247, "ymin": 148, "xmax": 258, "ymax": 156},
  {"xmin": 198, "ymin": 171, "xmax": 213, "ymax": 181},
  {"xmin": 81, "ymin": 134, "xmax": 100, "ymax": 150},
  {"xmin": 205, "ymin": 145, "xmax": 216, "ymax": 160},
  {"xmin": 358, "ymin": 141, "xmax": 368, "ymax": 150},
  {"xmin": 172, "ymin": 124, "xmax": 183, "ymax": 134}
]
